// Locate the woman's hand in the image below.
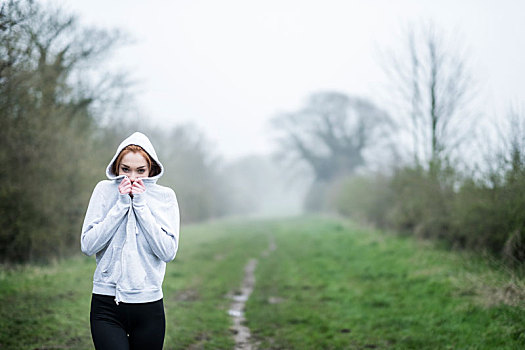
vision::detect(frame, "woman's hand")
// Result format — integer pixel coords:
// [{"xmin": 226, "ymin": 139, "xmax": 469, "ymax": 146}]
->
[
  {"xmin": 131, "ymin": 178, "xmax": 146, "ymax": 195},
  {"xmin": 118, "ymin": 177, "xmax": 132, "ymax": 195}
]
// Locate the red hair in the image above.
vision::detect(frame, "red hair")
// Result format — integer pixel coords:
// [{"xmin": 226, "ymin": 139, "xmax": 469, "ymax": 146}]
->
[{"xmin": 111, "ymin": 145, "xmax": 161, "ymax": 177}]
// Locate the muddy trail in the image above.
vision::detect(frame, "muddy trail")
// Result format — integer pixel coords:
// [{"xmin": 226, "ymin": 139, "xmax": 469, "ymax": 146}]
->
[{"xmin": 228, "ymin": 236, "xmax": 276, "ymax": 350}]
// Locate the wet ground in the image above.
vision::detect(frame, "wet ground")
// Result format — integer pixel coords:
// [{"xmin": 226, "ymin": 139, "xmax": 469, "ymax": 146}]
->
[{"xmin": 228, "ymin": 236, "xmax": 276, "ymax": 350}]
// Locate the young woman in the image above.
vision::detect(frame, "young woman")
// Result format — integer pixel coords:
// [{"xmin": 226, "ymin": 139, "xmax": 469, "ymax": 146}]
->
[{"xmin": 81, "ymin": 132, "xmax": 180, "ymax": 349}]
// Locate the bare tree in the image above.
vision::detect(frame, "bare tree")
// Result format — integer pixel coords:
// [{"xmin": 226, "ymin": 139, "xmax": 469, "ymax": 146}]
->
[
  {"xmin": 381, "ymin": 22, "xmax": 475, "ymax": 172},
  {"xmin": 272, "ymin": 91, "xmax": 392, "ymax": 182},
  {"xmin": 271, "ymin": 91, "xmax": 392, "ymax": 211},
  {"xmin": 495, "ymin": 105, "xmax": 525, "ymax": 183}
]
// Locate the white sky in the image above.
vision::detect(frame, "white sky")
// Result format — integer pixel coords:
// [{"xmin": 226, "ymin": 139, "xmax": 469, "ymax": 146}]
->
[{"xmin": 52, "ymin": 0, "xmax": 525, "ymax": 160}]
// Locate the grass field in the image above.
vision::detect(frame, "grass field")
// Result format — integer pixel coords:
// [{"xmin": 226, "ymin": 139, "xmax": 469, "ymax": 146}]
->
[{"xmin": 0, "ymin": 216, "xmax": 523, "ymax": 349}]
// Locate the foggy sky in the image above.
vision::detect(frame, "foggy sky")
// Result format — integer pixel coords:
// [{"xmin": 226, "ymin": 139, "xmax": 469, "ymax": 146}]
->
[{"xmin": 53, "ymin": 0, "xmax": 525, "ymax": 160}]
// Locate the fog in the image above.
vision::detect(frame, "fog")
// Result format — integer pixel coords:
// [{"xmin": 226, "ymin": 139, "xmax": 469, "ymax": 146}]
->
[{"xmin": 52, "ymin": 0, "xmax": 525, "ymax": 159}]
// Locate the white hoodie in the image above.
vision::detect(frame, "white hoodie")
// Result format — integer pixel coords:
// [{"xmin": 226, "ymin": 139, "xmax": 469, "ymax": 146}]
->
[{"xmin": 81, "ymin": 132, "xmax": 180, "ymax": 304}]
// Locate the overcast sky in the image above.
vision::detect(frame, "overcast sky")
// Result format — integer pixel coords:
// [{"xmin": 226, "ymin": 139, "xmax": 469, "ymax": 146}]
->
[{"xmin": 52, "ymin": 0, "xmax": 525, "ymax": 160}]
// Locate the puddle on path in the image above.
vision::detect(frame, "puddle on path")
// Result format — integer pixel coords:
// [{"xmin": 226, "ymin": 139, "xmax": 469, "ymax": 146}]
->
[
  {"xmin": 229, "ymin": 258, "xmax": 257, "ymax": 350},
  {"xmin": 228, "ymin": 236, "xmax": 276, "ymax": 350}
]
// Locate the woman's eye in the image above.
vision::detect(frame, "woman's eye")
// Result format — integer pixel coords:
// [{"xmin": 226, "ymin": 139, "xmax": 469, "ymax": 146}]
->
[
  {"xmin": 138, "ymin": 169, "xmax": 145, "ymax": 173},
  {"xmin": 121, "ymin": 167, "xmax": 129, "ymax": 172}
]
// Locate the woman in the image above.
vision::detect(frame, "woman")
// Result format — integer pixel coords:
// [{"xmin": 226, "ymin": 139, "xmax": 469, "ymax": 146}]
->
[{"xmin": 81, "ymin": 132, "xmax": 180, "ymax": 349}]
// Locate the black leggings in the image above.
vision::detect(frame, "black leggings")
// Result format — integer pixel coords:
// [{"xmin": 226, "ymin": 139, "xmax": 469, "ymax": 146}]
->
[{"xmin": 90, "ymin": 293, "xmax": 165, "ymax": 350}]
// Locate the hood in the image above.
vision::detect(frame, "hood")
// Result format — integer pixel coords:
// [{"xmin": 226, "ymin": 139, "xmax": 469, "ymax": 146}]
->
[{"xmin": 106, "ymin": 132, "xmax": 164, "ymax": 183}]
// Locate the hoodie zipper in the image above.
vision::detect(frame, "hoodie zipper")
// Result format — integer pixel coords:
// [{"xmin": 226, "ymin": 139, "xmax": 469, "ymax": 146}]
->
[{"xmin": 115, "ymin": 202, "xmax": 134, "ymax": 305}]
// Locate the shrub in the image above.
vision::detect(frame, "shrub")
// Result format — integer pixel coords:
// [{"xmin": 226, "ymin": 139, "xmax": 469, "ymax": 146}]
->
[{"xmin": 328, "ymin": 174, "xmax": 392, "ymax": 227}]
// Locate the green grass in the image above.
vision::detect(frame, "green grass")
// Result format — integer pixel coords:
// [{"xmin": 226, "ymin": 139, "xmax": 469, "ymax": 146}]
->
[
  {"xmin": 0, "ymin": 216, "xmax": 523, "ymax": 349},
  {"xmin": 248, "ymin": 217, "xmax": 525, "ymax": 349}
]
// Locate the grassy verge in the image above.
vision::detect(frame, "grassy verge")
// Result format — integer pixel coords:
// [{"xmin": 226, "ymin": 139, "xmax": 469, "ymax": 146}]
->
[
  {"xmin": 0, "ymin": 216, "xmax": 523, "ymax": 349},
  {"xmin": 248, "ymin": 216, "xmax": 525, "ymax": 349},
  {"xmin": 0, "ymin": 255, "xmax": 94, "ymax": 349}
]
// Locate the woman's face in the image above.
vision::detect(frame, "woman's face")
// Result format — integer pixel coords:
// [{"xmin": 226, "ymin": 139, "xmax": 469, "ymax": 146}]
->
[{"xmin": 118, "ymin": 151, "xmax": 150, "ymax": 182}]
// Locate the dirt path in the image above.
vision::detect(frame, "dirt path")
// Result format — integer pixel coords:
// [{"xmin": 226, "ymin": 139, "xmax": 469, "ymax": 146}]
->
[{"xmin": 228, "ymin": 236, "xmax": 276, "ymax": 350}]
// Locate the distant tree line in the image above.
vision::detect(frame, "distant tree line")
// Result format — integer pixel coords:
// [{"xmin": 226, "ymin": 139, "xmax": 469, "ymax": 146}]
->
[{"xmin": 271, "ymin": 24, "xmax": 524, "ymax": 267}]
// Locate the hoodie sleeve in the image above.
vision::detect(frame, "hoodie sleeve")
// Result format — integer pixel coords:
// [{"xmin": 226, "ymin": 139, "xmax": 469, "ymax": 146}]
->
[
  {"xmin": 81, "ymin": 182, "xmax": 131, "ymax": 256},
  {"xmin": 132, "ymin": 189, "xmax": 179, "ymax": 262}
]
